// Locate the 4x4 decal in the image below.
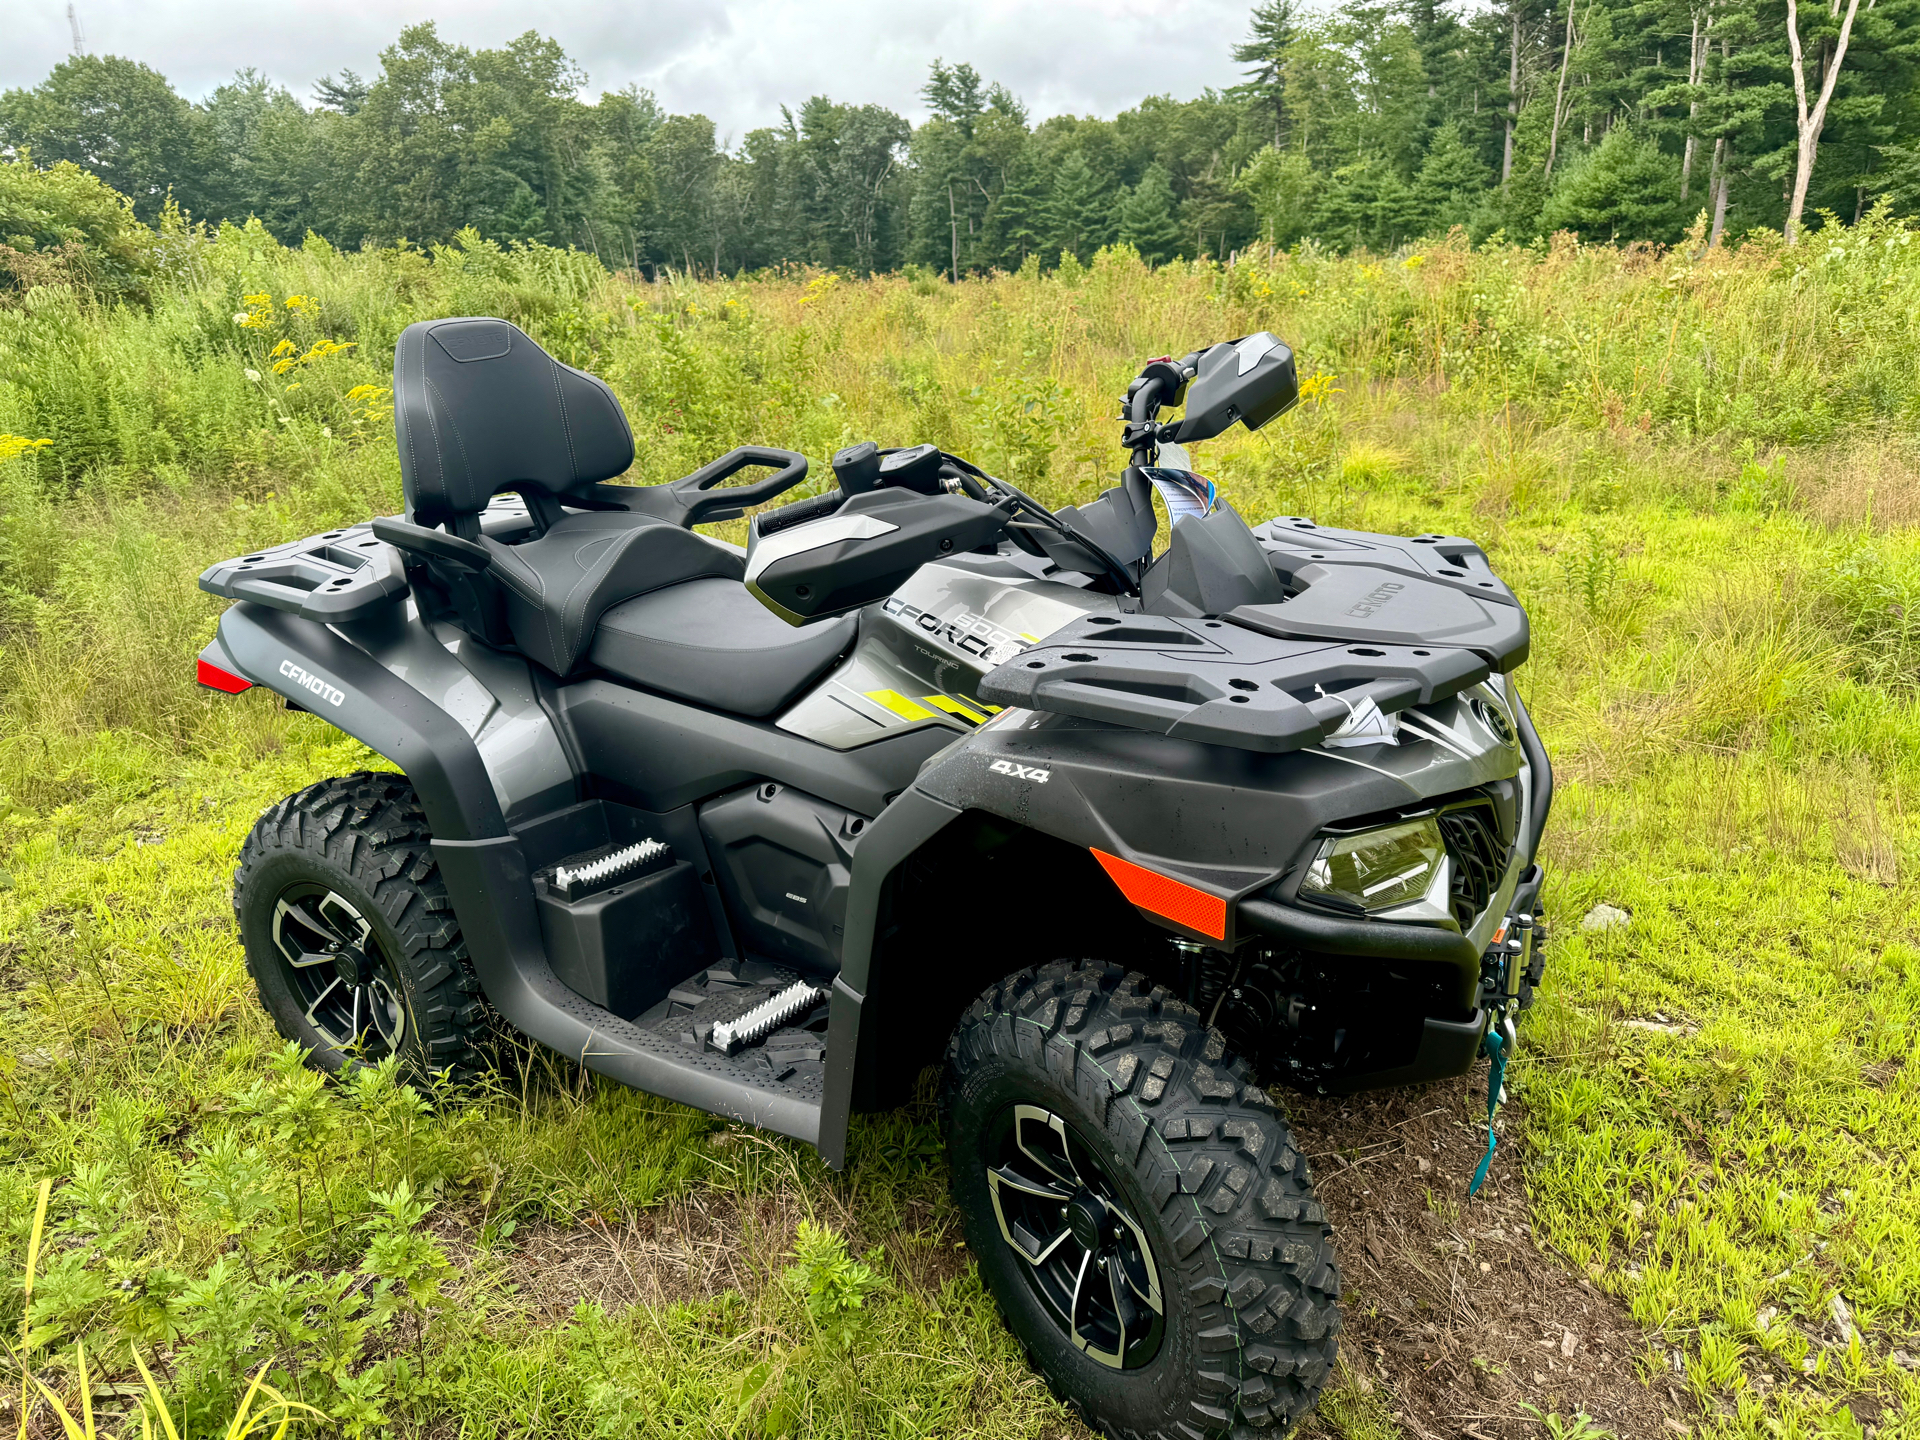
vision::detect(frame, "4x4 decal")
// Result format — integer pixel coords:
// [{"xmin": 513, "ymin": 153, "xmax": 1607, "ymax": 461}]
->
[{"xmin": 989, "ymin": 759, "xmax": 1050, "ymax": 783}]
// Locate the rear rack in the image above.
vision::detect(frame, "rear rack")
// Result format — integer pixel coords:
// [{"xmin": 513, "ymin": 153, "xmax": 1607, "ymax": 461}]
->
[
  {"xmin": 198, "ymin": 497, "xmax": 538, "ymax": 623},
  {"xmin": 198, "ymin": 520, "xmax": 408, "ymax": 623}
]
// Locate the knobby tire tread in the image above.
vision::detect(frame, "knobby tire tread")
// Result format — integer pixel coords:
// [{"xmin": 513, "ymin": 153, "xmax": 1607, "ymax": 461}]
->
[
  {"xmin": 943, "ymin": 958, "xmax": 1340, "ymax": 1439},
  {"xmin": 235, "ymin": 771, "xmax": 492, "ymax": 1084}
]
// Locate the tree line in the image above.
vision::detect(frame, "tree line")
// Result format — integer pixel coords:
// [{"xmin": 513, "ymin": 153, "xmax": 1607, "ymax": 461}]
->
[{"xmin": 1, "ymin": 0, "xmax": 1912, "ymax": 278}]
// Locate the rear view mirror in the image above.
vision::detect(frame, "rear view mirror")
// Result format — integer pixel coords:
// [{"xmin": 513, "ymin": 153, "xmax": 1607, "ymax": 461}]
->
[{"xmin": 1164, "ymin": 333, "xmax": 1299, "ymax": 444}]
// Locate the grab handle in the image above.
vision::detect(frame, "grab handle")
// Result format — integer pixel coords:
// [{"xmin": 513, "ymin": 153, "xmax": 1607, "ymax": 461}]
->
[{"xmin": 616, "ymin": 446, "xmax": 811, "ymax": 528}]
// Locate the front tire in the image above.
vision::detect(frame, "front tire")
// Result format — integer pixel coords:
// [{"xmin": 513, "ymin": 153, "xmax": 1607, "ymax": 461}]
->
[
  {"xmin": 942, "ymin": 960, "xmax": 1340, "ymax": 1438},
  {"xmin": 234, "ymin": 772, "xmax": 492, "ymax": 1085}
]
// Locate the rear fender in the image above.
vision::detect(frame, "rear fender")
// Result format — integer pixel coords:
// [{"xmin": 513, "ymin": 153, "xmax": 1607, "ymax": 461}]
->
[{"xmin": 204, "ymin": 601, "xmax": 506, "ymax": 842}]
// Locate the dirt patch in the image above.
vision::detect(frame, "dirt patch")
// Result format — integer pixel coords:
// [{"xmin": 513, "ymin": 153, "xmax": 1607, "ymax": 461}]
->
[
  {"xmin": 438, "ymin": 1188, "xmax": 809, "ymax": 1322},
  {"xmin": 1286, "ymin": 1074, "xmax": 1677, "ymax": 1440},
  {"xmin": 435, "ymin": 1163, "xmax": 974, "ymax": 1328}
]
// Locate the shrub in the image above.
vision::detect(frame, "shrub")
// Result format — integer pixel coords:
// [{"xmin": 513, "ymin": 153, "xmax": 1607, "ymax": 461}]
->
[
  {"xmin": 1540, "ymin": 128, "xmax": 1687, "ymax": 245},
  {"xmin": 0, "ymin": 154, "xmax": 155, "ymax": 302}
]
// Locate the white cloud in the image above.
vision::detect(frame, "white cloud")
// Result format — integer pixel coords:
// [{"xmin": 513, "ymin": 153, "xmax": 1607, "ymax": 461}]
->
[{"xmin": 7, "ymin": 0, "xmax": 1257, "ymax": 139}]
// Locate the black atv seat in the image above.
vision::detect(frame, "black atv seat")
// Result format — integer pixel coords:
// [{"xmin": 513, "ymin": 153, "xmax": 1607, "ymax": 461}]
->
[
  {"xmin": 396, "ymin": 317, "xmax": 635, "ymax": 531},
  {"xmin": 395, "ymin": 316, "xmax": 742, "ymax": 675},
  {"xmin": 591, "ymin": 577, "xmax": 857, "ymax": 718},
  {"xmin": 485, "ymin": 513, "xmax": 744, "ymax": 677}
]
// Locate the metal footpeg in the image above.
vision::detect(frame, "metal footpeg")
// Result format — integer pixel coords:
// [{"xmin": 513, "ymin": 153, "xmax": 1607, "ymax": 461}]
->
[
  {"xmin": 543, "ymin": 839, "xmax": 669, "ymax": 902},
  {"xmin": 711, "ymin": 979, "xmax": 826, "ymax": 1055}
]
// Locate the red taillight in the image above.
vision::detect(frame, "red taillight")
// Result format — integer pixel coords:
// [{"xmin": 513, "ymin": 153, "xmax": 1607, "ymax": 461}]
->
[
  {"xmin": 1091, "ymin": 848, "xmax": 1228, "ymax": 941},
  {"xmin": 197, "ymin": 658, "xmax": 253, "ymax": 694}
]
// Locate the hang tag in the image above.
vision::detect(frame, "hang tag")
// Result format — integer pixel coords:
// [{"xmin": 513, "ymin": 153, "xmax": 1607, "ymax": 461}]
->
[
  {"xmin": 1320, "ymin": 691, "xmax": 1400, "ymax": 748},
  {"xmin": 1141, "ymin": 466, "xmax": 1217, "ymax": 525}
]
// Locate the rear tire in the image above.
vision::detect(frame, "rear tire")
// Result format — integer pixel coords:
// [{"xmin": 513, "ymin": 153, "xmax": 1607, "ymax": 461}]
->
[
  {"xmin": 234, "ymin": 772, "xmax": 492, "ymax": 1086},
  {"xmin": 942, "ymin": 960, "xmax": 1340, "ymax": 1438}
]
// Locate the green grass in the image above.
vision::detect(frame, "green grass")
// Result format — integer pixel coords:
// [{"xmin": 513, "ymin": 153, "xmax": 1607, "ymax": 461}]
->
[{"xmin": 0, "ymin": 217, "xmax": 1915, "ymax": 1438}]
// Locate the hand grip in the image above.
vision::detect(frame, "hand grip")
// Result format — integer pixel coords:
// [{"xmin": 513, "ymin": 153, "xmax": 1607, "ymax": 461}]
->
[
  {"xmin": 753, "ymin": 489, "xmax": 846, "ymax": 540},
  {"xmin": 371, "ymin": 516, "xmax": 493, "ymax": 573}
]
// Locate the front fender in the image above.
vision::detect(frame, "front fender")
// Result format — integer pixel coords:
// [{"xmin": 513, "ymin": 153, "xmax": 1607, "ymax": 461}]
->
[{"xmin": 908, "ymin": 710, "xmax": 1421, "ymax": 946}]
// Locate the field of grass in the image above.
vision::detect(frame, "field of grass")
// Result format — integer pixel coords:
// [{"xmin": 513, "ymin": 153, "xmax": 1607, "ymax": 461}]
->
[{"xmin": 0, "ymin": 217, "xmax": 1915, "ymax": 1439}]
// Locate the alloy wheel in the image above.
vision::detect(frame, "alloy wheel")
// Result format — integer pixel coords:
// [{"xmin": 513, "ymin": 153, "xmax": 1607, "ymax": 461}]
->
[
  {"xmin": 985, "ymin": 1103, "xmax": 1165, "ymax": 1369},
  {"xmin": 270, "ymin": 884, "xmax": 407, "ymax": 1055}
]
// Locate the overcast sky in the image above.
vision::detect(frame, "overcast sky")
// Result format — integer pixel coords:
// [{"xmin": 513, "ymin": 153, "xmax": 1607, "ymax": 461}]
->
[{"xmin": 6, "ymin": 0, "xmax": 1262, "ymax": 142}]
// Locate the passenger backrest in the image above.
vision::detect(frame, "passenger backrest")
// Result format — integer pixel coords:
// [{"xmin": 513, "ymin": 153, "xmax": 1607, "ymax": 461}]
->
[{"xmin": 394, "ymin": 318, "xmax": 634, "ymax": 531}]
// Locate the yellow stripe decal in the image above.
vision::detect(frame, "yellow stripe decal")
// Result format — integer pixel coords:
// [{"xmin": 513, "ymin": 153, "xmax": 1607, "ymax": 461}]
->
[
  {"xmin": 864, "ymin": 688, "xmax": 937, "ymax": 722},
  {"xmin": 923, "ymin": 693, "xmax": 988, "ymax": 725}
]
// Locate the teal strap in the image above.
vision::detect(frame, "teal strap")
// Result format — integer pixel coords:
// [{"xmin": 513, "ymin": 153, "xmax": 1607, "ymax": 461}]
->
[{"xmin": 1468, "ymin": 1025, "xmax": 1507, "ymax": 1198}]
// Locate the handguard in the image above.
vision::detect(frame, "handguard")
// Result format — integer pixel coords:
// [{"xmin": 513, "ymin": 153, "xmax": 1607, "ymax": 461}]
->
[{"xmin": 745, "ymin": 487, "xmax": 1014, "ymax": 624}]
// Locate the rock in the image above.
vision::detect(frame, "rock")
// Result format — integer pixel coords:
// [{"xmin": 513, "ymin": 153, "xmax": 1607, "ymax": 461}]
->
[
  {"xmin": 1582, "ymin": 902, "xmax": 1631, "ymax": 931},
  {"xmin": 1621, "ymin": 1018, "xmax": 1691, "ymax": 1035},
  {"xmin": 1829, "ymin": 1293, "xmax": 1861, "ymax": 1344}
]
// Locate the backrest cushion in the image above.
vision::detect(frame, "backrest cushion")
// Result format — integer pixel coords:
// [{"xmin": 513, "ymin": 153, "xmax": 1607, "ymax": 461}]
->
[{"xmin": 394, "ymin": 318, "xmax": 635, "ymax": 529}]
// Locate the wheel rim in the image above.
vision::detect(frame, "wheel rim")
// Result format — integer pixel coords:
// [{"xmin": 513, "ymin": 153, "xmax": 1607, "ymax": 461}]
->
[
  {"xmin": 985, "ymin": 1103, "xmax": 1165, "ymax": 1369},
  {"xmin": 271, "ymin": 884, "xmax": 407, "ymax": 1056}
]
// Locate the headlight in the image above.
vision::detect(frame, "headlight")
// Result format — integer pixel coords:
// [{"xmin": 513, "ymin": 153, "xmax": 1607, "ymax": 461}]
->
[{"xmin": 1301, "ymin": 818, "xmax": 1448, "ymax": 914}]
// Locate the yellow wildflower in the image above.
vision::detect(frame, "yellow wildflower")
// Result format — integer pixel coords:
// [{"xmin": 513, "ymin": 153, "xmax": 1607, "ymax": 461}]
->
[
  {"xmin": 1298, "ymin": 373, "xmax": 1343, "ymax": 404},
  {"xmin": 0, "ymin": 434, "xmax": 53, "ymax": 462}
]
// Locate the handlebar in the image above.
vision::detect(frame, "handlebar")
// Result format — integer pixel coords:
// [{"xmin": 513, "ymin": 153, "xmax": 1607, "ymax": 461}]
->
[{"xmin": 754, "ymin": 488, "xmax": 847, "ymax": 538}]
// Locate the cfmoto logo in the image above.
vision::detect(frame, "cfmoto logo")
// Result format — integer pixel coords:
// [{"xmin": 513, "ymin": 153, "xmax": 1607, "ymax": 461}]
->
[
  {"xmin": 1471, "ymin": 697, "xmax": 1517, "ymax": 748},
  {"xmin": 990, "ymin": 759, "xmax": 1050, "ymax": 783},
  {"xmin": 279, "ymin": 659, "xmax": 346, "ymax": 707},
  {"xmin": 1345, "ymin": 579, "xmax": 1405, "ymax": 619}
]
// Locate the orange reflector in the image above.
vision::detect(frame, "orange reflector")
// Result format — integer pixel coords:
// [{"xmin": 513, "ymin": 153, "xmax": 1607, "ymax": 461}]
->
[
  {"xmin": 1091, "ymin": 848, "xmax": 1227, "ymax": 941},
  {"xmin": 197, "ymin": 658, "xmax": 253, "ymax": 694}
]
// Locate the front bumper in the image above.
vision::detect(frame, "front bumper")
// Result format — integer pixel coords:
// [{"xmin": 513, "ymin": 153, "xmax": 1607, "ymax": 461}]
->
[
  {"xmin": 1323, "ymin": 1008, "xmax": 1487, "ymax": 1094},
  {"xmin": 1237, "ymin": 863, "xmax": 1550, "ymax": 1094}
]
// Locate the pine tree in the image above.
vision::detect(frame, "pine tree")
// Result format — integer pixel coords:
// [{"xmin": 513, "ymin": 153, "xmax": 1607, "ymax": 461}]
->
[
  {"xmin": 1473, "ymin": 96, "xmax": 1553, "ymax": 241},
  {"xmin": 1046, "ymin": 150, "xmax": 1111, "ymax": 263},
  {"xmin": 1539, "ymin": 125, "xmax": 1685, "ymax": 242},
  {"xmin": 1313, "ymin": 156, "xmax": 1422, "ymax": 251},
  {"xmin": 1116, "ymin": 161, "xmax": 1183, "ymax": 263},
  {"xmin": 1233, "ymin": 0, "xmax": 1304, "ymax": 147},
  {"xmin": 985, "ymin": 149, "xmax": 1047, "ymax": 268},
  {"xmin": 1412, "ymin": 120, "xmax": 1487, "ymax": 234}
]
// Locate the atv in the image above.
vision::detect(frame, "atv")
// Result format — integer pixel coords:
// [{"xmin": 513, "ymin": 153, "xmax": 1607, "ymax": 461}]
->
[{"xmin": 196, "ymin": 319, "xmax": 1551, "ymax": 1438}]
